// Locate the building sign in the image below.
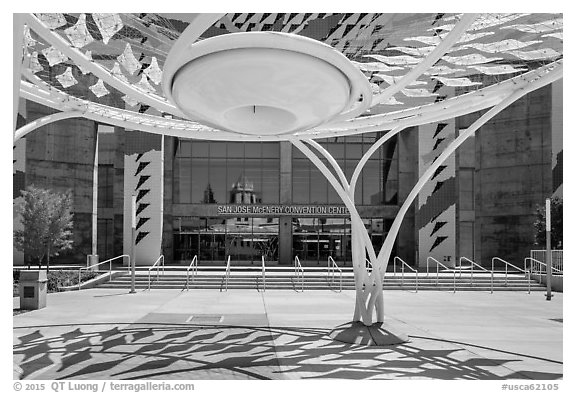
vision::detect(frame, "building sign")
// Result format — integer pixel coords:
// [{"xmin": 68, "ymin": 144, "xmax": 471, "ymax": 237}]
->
[{"xmin": 216, "ymin": 204, "xmax": 349, "ymax": 217}]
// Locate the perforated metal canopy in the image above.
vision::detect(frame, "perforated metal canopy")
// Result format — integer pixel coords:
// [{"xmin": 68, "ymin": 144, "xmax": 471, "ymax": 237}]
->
[{"xmin": 17, "ymin": 13, "xmax": 563, "ymax": 141}]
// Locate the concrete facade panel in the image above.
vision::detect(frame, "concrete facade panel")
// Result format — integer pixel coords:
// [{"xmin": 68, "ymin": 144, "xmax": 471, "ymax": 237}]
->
[
  {"xmin": 22, "ymin": 102, "xmax": 97, "ymax": 264},
  {"xmin": 397, "ymin": 128, "xmax": 417, "ymax": 263},
  {"xmin": 465, "ymin": 84, "xmax": 553, "ymax": 266}
]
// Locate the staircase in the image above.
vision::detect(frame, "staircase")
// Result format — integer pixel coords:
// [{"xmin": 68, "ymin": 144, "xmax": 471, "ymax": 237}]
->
[{"xmin": 95, "ymin": 266, "xmax": 545, "ymax": 292}]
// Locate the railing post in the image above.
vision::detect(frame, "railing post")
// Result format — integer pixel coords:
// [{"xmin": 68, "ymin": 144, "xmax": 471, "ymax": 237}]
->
[
  {"xmin": 491, "ymin": 270, "xmax": 493, "ymax": 294},
  {"xmin": 525, "ymin": 258, "xmax": 530, "ymax": 294},
  {"xmin": 491, "ymin": 257, "xmax": 495, "ymax": 279},
  {"xmin": 262, "ymin": 256, "xmax": 266, "ymax": 292},
  {"xmin": 528, "ymin": 265, "xmax": 531, "ymax": 294}
]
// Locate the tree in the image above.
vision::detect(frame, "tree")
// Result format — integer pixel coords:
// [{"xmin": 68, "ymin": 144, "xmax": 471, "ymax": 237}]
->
[
  {"xmin": 14, "ymin": 186, "xmax": 74, "ymax": 272},
  {"xmin": 533, "ymin": 196, "xmax": 563, "ymax": 249}
]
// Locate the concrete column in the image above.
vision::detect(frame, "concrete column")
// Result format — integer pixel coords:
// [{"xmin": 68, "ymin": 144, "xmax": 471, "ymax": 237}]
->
[
  {"xmin": 550, "ymin": 80, "xmax": 563, "ymax": 197},
  {"xmin": 278, "ymin": 141, "xmax": 292, "ymax": 265},
  {"xmin": 397, "ymin": 127, "xmax": 417, "ymax": 265},
  {"xmin": 162, "ymin": 136, "xmax": 174, "ymax": 263},
  {"xmin": 113, "ymin": 127, "xmax": 125, "ymax": 257},
  {"xmin": 91, "ymin": 132, "xmax": 99, "ymax": 257}
]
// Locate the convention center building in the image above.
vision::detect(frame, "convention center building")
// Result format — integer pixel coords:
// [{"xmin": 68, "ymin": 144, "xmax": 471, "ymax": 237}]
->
[{"xmin": 13, "ymin": 13, "xmax": 563, "ymax": 268}]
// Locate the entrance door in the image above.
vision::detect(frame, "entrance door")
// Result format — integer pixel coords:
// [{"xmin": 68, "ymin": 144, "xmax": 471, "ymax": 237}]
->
[
  {"xmin": 227, "ymin": 232, "xmax": 254, "ymax": 263},
  {"xmin": 199, "ymin": 233, "xmax": 213, "ymax": 261},
  {"xmin": 213, "ymin": 233, "xmax": 226, "ymax": 263},
  {"xmin": 173, "ymin": 233, "xmax": 199, "ymax": 262}
]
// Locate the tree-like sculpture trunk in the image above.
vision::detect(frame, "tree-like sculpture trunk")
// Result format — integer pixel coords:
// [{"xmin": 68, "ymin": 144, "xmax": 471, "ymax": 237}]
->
[{"xmin": 290, "ymin": 60, "xmax": 562, "ymax": 327}]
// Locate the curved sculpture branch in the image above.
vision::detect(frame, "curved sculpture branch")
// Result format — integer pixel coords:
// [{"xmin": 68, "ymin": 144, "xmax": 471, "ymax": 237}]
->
[
  {"xmin": 291, "ymin": 139, "xmax": 377, "ymax": 263},
  {"xmin": 24, "ymin": 13, "xmax": 187, "ymax": 118},
  {"xmin": 300, "ymin": 61, "xmax": 561, "ymax": 140},
  {"xmin": 20, "ymin": 81, "xmax": 248, "ymax": 141},
  {"xmin": 313, "ymin": 61, "xmax": 559, "ymax": 133},
  {"xmin": 305, "ymin": 139, "xmax": 350, "ymax": 189},
  {"xmin": 14, "ymin": 111, "xmax": 84, "ymax": 142},
  {"xmin": 370, "ymin": 13, "xmax": 479, "ymax": 107},
  {"xmin": 291, "ymin": 138, "xmax": 384, "ymax": 325},
  {"xmin": 375, "ymin": 61, "xmax": 563, "ymax": 274},
  {"xmin": 14, "ymin": 13, "xmax": 24, "ymax": 134},
  {"xmin": 350, "ymin": 126, "xmax": 405, "ymax": 196}
]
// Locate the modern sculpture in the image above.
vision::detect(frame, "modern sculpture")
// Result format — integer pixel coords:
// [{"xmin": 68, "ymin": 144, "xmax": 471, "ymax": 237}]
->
[{"xmin": 14, "ymin": 13, "xmax": 563, "ymax": 335}]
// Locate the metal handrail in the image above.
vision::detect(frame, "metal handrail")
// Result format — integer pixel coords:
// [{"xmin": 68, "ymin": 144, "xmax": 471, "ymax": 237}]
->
[
  {"xmin": 524, "ymin": 257, "xmax": 562, "ymax": 275},
  {"xmin": 78, "ymin": 254, "xmax": 129, "ymax": 290},
  {"xmin": 530, "ymin": 250, "xmax": 563, "ymax": 273},
  {"xmin": 426, "ymin": 256, "xmax": 456, "ymax": 293},
  {"xmin": 186, "ymin": 255, "xmax": 198, "ymax": 290},
  {"xmin": 261, "ymin": 256, "xmax": 266, "ymax": 292},
  {"xmin": 459, "ymin": 257, "xmax": 494, "ymax": 293},
  {"xmin": 328, "ymin": 256, "xmax": 342, "ymax": 292},
  {"xmin": 147, "ymin": 255, "xmax": 165, "ymax": 290},
  {"xmin": 491, "ymin": 257, "xmax": 529, "ymax": 291},
  {"xmin": 393, "ymin": 256, "xmax": 418, "ymax": 292},
  {"xmin": 294, "ymin": 256, "xmax": 304, "ymax": 292},
  {"xmin": 224, "ymin": 255, "xmax": 231, "ymax": 291}
]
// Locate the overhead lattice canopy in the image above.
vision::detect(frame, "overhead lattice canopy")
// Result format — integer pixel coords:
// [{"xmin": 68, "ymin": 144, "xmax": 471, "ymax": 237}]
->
[{"xmin": 18, "ymin": 13, "xmax": 563, "ymax": 141}]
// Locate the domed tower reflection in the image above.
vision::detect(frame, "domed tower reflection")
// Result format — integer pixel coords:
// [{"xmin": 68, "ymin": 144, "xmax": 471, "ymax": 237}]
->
[{"xmin": 208, "ymin": 175, "xmax": 279, "ymax": 263}]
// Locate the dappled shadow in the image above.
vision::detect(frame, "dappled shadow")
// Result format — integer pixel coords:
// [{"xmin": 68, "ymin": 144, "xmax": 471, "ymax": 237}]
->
[{"xmin": 13, "ymin": 322, "xmax": 562, "ymax": 380}]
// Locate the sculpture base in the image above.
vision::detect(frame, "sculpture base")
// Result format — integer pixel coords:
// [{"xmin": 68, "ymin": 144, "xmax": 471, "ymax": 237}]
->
[{"xmin": 329, "ymin": 321, "xmax": 409, "ymax": 346}]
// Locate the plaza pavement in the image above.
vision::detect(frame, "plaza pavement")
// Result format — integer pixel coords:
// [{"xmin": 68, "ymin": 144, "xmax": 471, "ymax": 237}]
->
[{"xmin": 13, "ymin": 289, "xmax": 562, "ymax": 380}]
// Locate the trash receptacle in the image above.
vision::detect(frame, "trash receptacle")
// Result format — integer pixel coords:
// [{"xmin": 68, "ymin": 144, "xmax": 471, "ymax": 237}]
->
[
  {"xmin": 19, "ymin": 270, "xmax": 47, "ymax": 310},
  {"xmin": 88, "ymin": 254, "xmax": 99, "ymax": 271}
]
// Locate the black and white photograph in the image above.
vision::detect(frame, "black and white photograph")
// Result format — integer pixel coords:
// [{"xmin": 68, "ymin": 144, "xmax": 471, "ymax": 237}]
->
[{"xmin": 9, "ymin": 6, "xmax": 566, "ymax": 391}]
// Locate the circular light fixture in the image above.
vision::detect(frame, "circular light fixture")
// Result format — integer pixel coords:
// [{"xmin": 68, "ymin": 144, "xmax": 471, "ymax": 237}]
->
[{"xmin": 163, "ymin": 32, "xmax": 372, "ymax": 136}]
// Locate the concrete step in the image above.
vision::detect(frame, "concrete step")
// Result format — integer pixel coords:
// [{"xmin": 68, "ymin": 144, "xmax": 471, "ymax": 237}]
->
[
  {"xmin": 97, "ymin": 283, "xmax": 545, "ymax": 291},
  {"xmin": 105, "ymin": 272, "xmax": 539, "ymax": 279},
  {"xmin": 107, "ymin": 277, "xmax": 537, "ymax": 285},
  {"xmin": 97, "ymin": 272, "xmax": 545, "ymax": 291}
]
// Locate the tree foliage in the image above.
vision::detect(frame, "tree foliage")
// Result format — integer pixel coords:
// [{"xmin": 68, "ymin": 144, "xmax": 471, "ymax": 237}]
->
[
  {"xmin": 14, "ymin": 186, "xmax": 74, "ymax": 271},
  {"xmin": 534, "ymin": 196, "xmax": 563, "ymax": 249}
]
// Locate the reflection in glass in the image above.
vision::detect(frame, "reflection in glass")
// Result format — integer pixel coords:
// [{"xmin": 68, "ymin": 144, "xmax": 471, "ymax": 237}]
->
[
  {"xmin": 292, "ymin": 159, "xmax": 309, "ymax": 203},
  {"xmin": 261, "ymin": 159, "xmax": 279, "ymax": 203},
  {"xmin": 191, "ymin": 158, "xmax": 209, "ymax": 203},
  {"xmin": 173, "ymin": 140, "xmax": 279, "ymax": 204},
  {"xmin": 291, "ymin": 132, "xmax": 399, "ymax": 206},
  {"xmin": 310, "ymin": 165, "xmax": 328, "ymax": 204},
  {"xmin": 211, "ymin": 158, "xmax": 226, "ymax": 203},
  {"xmin": 173, "ymin": 215, "xmax": 279, "ymax": 264},
  {"xmin": 292, "ymin": 218, "xmax": 352, "ymax": 265}
]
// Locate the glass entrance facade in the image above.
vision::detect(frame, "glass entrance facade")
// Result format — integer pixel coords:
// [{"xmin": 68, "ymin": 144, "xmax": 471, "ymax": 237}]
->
[
  {"xmin": 174, "ymin": 216, "xmax": 279, "ymax": 264},
  {"xmin": 170, "ymin": 132, "xmax": 400, "ymax": 265}
]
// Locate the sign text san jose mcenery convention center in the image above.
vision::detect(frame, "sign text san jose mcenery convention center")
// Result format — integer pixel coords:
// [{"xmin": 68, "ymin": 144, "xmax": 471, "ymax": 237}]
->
[{"xmin": 216, "ymin": 204, "xmax": 350, "ymax": 216}]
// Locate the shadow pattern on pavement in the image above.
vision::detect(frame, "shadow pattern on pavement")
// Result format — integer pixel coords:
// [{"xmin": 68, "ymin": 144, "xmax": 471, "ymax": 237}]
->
[{"xmin": 13, "ymin": 323, "xmax": 563, "ymax": 380}]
